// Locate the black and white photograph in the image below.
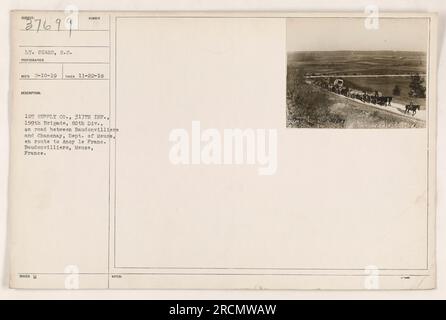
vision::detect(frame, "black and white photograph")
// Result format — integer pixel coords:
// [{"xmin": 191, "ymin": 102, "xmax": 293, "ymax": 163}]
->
[{"xmin": 286, "ymin": 18, "xmax": 429, "ymax": 128}]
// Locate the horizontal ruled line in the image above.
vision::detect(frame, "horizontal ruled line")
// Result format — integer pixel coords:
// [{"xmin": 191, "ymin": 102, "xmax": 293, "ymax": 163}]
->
[
  {"xmin": 19, "ymin": 61, "xmax": 109, "ymax": 64},
  {"xmin": 19, "ymin": 78, "xmax": 109, "ymax": 81},
  {"xmin": 16, "ymin": 272, "xmax": 430, "ymax": 277},
  {"xmin": 19, "ymin": 45, "xmax": 109, "ymax": 48},
  {"xmin": 20, "ymin": 29, "xmax": 109, "ymax": 32}
]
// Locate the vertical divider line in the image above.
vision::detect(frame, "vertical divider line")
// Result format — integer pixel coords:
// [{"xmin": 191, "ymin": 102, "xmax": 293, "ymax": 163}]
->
[
  {"xmin": 113, "ymin": 16, "xmax": 118, "ymax": 269},
  {"xmin": 107, "ymin": 14, "xmax": 111, "ymax": 289}
]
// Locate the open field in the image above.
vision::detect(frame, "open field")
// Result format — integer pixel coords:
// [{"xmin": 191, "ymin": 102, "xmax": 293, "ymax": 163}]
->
[
  {"xmin": 287, "ymin": 50, "xmax": 426, "ymax": 76},
  {"xmin": 288, "ymin": 50, "xmax": 427, "ymax": 108}
]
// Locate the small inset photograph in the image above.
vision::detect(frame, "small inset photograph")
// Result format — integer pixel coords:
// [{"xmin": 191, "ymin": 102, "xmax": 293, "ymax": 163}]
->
[{"xmin": 286, "ymin": 17, "xmax": 428, "ymax": 128}]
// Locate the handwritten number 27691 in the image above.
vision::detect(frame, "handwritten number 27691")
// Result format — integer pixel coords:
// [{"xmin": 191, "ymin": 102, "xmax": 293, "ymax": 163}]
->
[{"xmin": 25, "ymin": 18, "xmax": 73, "ymax": 37}]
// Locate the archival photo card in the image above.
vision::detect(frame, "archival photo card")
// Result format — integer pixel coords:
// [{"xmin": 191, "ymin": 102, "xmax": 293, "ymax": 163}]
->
[{"xmin": 8, "ymin": 11, "xmax": 437, "ymax": 290}]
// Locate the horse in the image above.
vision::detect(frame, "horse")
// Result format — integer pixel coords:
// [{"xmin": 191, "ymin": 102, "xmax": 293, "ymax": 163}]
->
[
  {"xmin": 405, "ymin": 104, "xmax": 420, "ymax": 115},
  {"xmin": 340, "ymin": 87, "xmax": 349, "ymax": 96},
  {"xmin": 377, "ymin": 96, "xmax": 392, "ymax": 106}
]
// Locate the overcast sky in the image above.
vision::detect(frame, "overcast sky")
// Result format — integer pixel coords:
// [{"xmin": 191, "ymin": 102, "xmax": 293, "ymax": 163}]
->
[{"xmin": 287, "ymin": 17, "xmax": 429, "ymax": 52}]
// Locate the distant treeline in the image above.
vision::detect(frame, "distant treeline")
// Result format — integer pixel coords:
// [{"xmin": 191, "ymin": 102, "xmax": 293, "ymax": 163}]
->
[{"xmin": 287, "ymin": 50, "xmax": 426, "ymax": 77}]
